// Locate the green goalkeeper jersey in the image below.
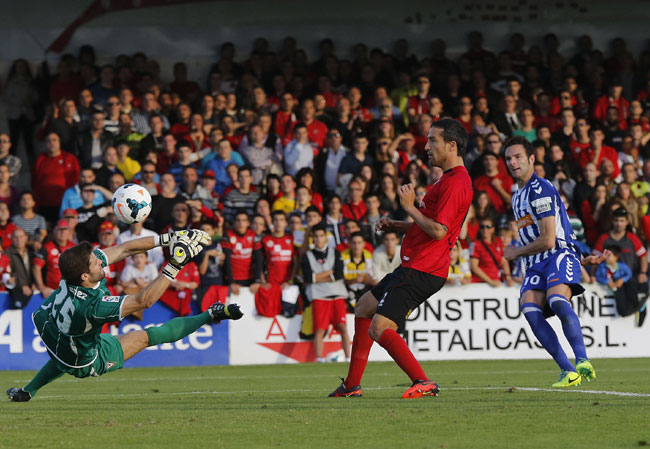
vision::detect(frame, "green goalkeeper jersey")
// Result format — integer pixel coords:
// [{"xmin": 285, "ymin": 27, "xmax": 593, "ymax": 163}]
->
[{"xmin": 32, "ymin": 249, "xmax": 125, "ymax": 368}]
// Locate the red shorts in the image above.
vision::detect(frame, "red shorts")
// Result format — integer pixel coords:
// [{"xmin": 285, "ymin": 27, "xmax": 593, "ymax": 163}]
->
[{"xmin": 312, "ymin": 298, "xmax": 347, "ymax": 330}]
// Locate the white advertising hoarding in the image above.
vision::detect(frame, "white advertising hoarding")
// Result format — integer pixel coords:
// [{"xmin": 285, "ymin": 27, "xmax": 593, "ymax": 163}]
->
[{"xmin": 229, "ymin": 284, "xmax": 649, "ymax": 365}]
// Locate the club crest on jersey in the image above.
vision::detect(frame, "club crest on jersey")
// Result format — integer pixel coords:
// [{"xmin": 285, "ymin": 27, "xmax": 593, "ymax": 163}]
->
[
  {"xmin": 531, "ymin": 197, "xmax": 552, "ymax": 214},
  {"xmin": 230, "ymin": 236, "xmax": 237, "ymax": 244},
  {"xmin": 267, "ymin": 240, "xmax": 274, "ymax": 247}
]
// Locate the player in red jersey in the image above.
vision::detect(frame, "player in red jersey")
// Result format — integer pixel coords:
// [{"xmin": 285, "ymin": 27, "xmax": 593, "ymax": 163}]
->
[
  {"xmin": 329, "ymin": 118, "xmax": 473, "ymax": 399},
  {"xmin": 255, "ymin": 210, "xmax": 298, "ymax": 316},
  {"xmin": 221, "ymin": 210, "xmax": 263, "ymax": 295}
]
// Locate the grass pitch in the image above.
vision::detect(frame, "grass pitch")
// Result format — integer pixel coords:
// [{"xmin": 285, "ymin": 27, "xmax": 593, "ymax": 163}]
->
[{"xmin": 1, "ymin": 358, "xmax": 649, "ymax": 449}]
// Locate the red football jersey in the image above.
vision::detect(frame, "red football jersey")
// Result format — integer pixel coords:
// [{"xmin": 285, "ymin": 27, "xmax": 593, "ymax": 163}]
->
[
  {"xmin": 0, "ymin": 222, "xmax": 17, "ymax": 251},
  {"xmin": 221, "ymin": 229, "xmax": 261, "ymax": 282},
  {"xmin": 400, "ymin": 165, "xmax": 473, "ymax": 278},
  {"xmin": 470, "ymin": 238, "xmax": 505, "ymax": 283},
  {"xmin": 32, "ymin": 240, "xmax": 76, "ymax": 289},
  {"xmin": 0, "ymin": 253, "xmax": 10, "ymax": 291},
  {"xmin": 262, "ymin": 234, "xmax": 294, "ymax": 284}
]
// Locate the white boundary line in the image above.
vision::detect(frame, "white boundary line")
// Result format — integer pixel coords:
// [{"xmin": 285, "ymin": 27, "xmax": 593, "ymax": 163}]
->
[{"xmin": 30, "ymin": 385, "xmax": 650, "ymax": 400}]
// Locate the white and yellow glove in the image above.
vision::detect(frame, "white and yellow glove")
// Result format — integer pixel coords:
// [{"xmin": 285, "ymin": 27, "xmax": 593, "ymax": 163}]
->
[
  {"xmin": 155, "ymin": 229, "xmax": 212, "ymax": 248},
  {"xmin": 162, "ymin": 237, "xmax": 205, "ymax": 280}
]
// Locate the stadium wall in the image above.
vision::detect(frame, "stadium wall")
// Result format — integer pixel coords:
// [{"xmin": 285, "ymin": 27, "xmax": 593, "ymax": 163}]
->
[{"xmin": 1, "ymin": 284, "xmax": 648, "ymax": 370}]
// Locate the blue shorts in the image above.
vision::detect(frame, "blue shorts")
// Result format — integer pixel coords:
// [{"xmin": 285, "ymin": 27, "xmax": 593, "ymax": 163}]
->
[{"xmin": 520, "ymin": 250, "xmax": 585, "ymax": 297}]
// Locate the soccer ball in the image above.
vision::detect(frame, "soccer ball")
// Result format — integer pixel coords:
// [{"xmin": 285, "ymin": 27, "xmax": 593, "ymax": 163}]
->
[{"xmin": 112, "ymin": 184, "xmax": 152, "ymax": 224}]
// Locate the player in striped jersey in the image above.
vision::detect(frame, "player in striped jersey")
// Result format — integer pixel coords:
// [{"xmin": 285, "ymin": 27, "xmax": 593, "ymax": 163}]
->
[{"xmin": 504, "ymin": 136, "xmax": 608, "ymax": 388}]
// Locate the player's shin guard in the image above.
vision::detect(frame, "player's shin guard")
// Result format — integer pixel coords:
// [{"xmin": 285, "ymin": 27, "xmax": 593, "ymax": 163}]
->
[
  {"xmin": 548, "ymin": 294, "xmax": 588, "ymax": 361},
  {"xmin": 521, "ymin": 303, "xmax": 575, "ymax": 371},
  {"xmin": 378, "ymin": 328, "xmax": 428, "ymax": 383},
  {"xmin": 146, "ymin": 311, "xmax": 211, "ymax": 346},
  {"xmin": 23, "ymin": 359, "xmax": 65, "ymax": 397},
  {"xmin": 344, "ymin": 317, "xmax": 373, "ymax": 389}
]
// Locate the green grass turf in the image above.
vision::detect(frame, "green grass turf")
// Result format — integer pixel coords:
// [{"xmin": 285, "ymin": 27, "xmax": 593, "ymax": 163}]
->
[{"xmin": 1, "ymin": 358, "xmax": 649, "ymax": 449}]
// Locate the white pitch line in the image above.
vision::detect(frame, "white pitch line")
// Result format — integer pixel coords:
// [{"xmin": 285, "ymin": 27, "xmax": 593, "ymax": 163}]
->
[{"xmin": 30, "ymin": 385, "xmax": 650, "ymax": 400}]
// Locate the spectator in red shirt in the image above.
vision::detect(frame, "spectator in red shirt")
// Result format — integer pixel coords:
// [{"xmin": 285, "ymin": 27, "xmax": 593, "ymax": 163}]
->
[
  {"xmin": 407, "ymin": 75, "xmax": 431, "ymax": 123},
  {"xmin": 296, "ymin": 98, "xmax": 329, "ymax": 149},
  {"xmin": 472, "ymin": 151, "xmax": 513, "ymax": 214},
  {"xmin": 160, "ymin": 260, "xmax": 201, "ymax": 316},
  {"xmin": 593, "ymin": 80, "xmax": 629, "ymax": 124},
  {"xmin": 256, "ymin": 211, "xmax": 298, "ymax": 317},
  {"xmin": 32, "ymin": 219, "xmax": 75, "ymax": 298},
  {"xmin": 96, "ymin": 221, "xmax": 125, "ymax": 296},
  {"xmin": 578, "ymin": 124, "xmax": 620, "ymax": 179},
  {"xmin": 348, "ymin": 86, "xmax": 372, "ymax": 123},
  {"xmin": 469, "ymin": 217, "xmax": 513, "ymax": 287},
  {"xmin": 0, "ymin": 202, "xmax": 17, "ymax": 250},
  {"xmin": 170, "ymin": 103, "xmax": 192, "ymax": 140},
  {"xmin": 221, "ymin": 210, "xmax": 263, "ymax": 294},
  {"xmin": 275, "ymin": 92, "xmax": 297, "ymax": 145},
  {"xmin": 32, "ymin": 132, "xmax": 81, "ymax": 223},
  {"xmin": 342, "ymin": 179, "xmax": 368, "ymax": 222}
]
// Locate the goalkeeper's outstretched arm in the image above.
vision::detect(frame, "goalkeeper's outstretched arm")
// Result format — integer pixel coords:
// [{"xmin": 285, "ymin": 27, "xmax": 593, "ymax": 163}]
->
[{"xmin": 120, "ymin": 236, "xmax": 205, "ymax": 316}]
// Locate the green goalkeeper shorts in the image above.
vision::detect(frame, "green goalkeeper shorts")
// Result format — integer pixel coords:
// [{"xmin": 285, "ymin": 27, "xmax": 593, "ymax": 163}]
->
[{"xmin": 59, "ymin": 334, "xmax": 125, "ymax": 378}]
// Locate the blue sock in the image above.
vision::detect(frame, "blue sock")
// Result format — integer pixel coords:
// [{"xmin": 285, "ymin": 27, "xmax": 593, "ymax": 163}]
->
[
  {"xmin": 521, "ymin": 302, "xmax": 574, "ymax": 371},
  {"xmin": 548, "ymin": 294, "xmax": 588, "ymax": 362}
]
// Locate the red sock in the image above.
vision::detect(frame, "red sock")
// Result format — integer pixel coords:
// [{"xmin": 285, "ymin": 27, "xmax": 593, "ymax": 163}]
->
[
  {"xmin": 378, "ymin": 328, "xmax": 428, "ymax": 383},
  {"xmin": 344, "ymin": 317, "xmax": 373, "ymax": 389}
]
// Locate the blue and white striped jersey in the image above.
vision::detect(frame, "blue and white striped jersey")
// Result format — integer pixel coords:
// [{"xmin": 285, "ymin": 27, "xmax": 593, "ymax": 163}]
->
[{"xmin": 511, "ymin": 173, "xmax": 579, "ymax": 270}]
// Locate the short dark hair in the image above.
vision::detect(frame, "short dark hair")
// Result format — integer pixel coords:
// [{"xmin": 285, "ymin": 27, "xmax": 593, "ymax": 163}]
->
[
  {"xmin": 234, "ymin": 209, "xmax": 249, "ymax": 219},
  {"xmin": 349, "ymin": 231, "xmax": 365, "ymax": 241},
  {"xmin": 504, "ymin": 135, "xmax": 535, "ymax": 157},
  {"xmin": 271, "ymin": 209, "xmax": 287, "ymax": 220},
  {"xmin": 305, "ymin": 205, "xmax": 321, "ymax": 216},
  {"xmin": 238, "ymin": 166, "xmax": 252, "ymax": 176},
  {"xmin": 430, "ymin": 118, "xmax": 468, "ymax": 156},
  {"xmin": 59, "ymin": 242, "xmax": 94, "ymax": 286},
  {"xmin": 312, "ymin": 223, "xmax": 327, "ymax": 234},
  {"xmin": 605, "ymin": 244, "xmax": 622, "ymax": 257}
]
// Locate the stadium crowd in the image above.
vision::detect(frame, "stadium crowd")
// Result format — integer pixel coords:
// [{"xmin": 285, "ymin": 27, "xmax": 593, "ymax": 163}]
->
[{"xmin": 0, "ymin": 32, "xmax": 648, "ymax": 325}]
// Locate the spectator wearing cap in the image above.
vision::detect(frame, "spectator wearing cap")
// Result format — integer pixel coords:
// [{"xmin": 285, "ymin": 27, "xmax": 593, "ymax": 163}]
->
[
  {"xmin": 283, "ymin": 123, "xmax": 315, "ymax": 178},
  {"xmin": 73, "ymin": 109, "xmax": 114, "ymax": 169},
  {"xmin": 61, "ymin": 208, "xmax": 79, "ymax": 243},
  {"xmin": 115, "ymin": 140, "xmax": 141, "ymax": 182},
  {"xmin": 32, "ymin": 132, "xmax": 80, "ymax": 223},
  {"xmin": 472, "ymin": 151, "xmax": 514, "ymax": 215},
  {"xmin": 96, "ymin": 220, "xmax": 125, "ymax": 295},
  {"xmin": 59, "ymin": 168, "xmax": 106, "ymax": 217},
  {"xmin": 593, "ymin": 207, "xmax": 648, "ymax": 289},
  {"xmin": 199, "ymin": 169, "xmax": 219, "ymax": 210},
  {"xmin": 0, "ymin": 134, "xmax": 22, "ymax": 185},
  {"xmin": 32, "ymin": 218, "xmax": 75, "ymax": 298},
  {"xmin": 5, "ymin": 228, "xmax": 35, "ymax": 309}
]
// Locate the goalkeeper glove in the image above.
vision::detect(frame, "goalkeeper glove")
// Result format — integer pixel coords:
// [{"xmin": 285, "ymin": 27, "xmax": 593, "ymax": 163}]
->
[
  {"xmin": 156, "ymin": 229, "xmax": 211, "ymax": 247},
  {"xmin": 162, "ymin": 237, "xmax": 204, "ymax": 280}
]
